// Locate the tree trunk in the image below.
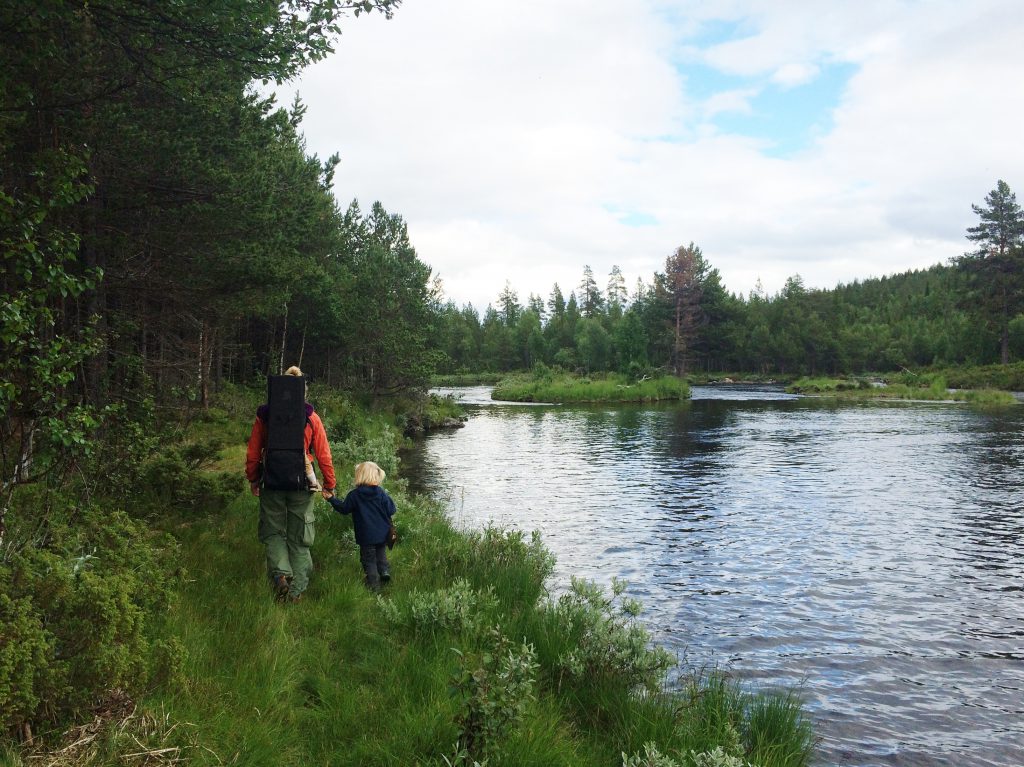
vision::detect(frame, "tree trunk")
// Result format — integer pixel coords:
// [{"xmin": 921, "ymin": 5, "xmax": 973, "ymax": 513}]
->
[
  {"xmin": 673, "ymin": 298, "xmax": 685, "ymax": 375},
  {"xmin": 278, "ymin": 302, "xmax": 289, "ymax": 374},
  {"xmin": 1001, "ymin": 287, "xmax": 1010, "ymax": 364},
  {"xmin": 198, "ymin": 322, "xmax": 208, "ymax": 410}
]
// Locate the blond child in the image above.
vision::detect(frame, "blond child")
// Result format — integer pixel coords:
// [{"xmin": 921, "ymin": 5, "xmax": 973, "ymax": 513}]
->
[{"xmin": 326, "ymin": 461, "xmax": 396, "ymax": 590}]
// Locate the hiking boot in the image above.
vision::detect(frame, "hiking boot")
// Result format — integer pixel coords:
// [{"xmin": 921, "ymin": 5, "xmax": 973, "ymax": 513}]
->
[
  {"xmin": 379, "ymin": 569, "xmax": 391, "ymax": 584},
  {"xmin": 273, "ymin": 573, "xmax": 291, "ymax": 602}
]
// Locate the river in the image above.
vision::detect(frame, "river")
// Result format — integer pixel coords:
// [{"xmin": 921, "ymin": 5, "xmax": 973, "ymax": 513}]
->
[{"xmin": 402, "ymin": 384, "xmax": 1024, "ymax": 767}]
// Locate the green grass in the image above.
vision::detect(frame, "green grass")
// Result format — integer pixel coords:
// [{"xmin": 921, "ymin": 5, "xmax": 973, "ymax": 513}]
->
[
  {"xmin": 132, "ymin": 489, "xmax": 813, "ymax": 766},
  {"xmin": 787, "ymin": 377, "xmax": 872, "ymax": 394},
  {"xmin": 492, "ymin": 373, "xmax": 689, "ymax": 403},
  {"xmin": 888, "ymin": 362, "xmax": 1024, "ymax": 392},
  {"xmin": 686, "ymin": 371, "xmax": 799, "ymax": 385},
  {"xmin": 430, "ymin": 372, "xmax": 506, "ymax": 386},
  {"xmin": 5, "ymin": 395, "xmax": 814, "ymax": 767},
  {"xmin": 788, "ymin": 376, "xmax": 1017, "ymax": 405}
]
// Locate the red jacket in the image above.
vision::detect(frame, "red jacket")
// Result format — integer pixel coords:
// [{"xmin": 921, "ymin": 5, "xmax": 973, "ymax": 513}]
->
[{"xmin": 245, "ymin": 404, "xmax": 336, "ymax": 490}]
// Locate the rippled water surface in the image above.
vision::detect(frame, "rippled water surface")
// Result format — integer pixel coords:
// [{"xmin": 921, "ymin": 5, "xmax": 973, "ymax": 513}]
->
[{"xmin": 404, "ymin": 385, "xmax": 1024, "ymax": 766}]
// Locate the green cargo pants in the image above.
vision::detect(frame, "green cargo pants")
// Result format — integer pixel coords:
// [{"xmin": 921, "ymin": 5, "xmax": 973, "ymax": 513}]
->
[{"xmin": 258, "ymin": 489, "xmax": 316, "ymax": 598}]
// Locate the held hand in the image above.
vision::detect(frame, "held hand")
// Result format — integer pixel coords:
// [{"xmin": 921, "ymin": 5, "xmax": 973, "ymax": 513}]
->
[
  {"xmin": 320, "ymin": 489, "xmax": 334, "ymax": 500},
  {"xmin": 251, "ymin": 482, "xmax": 260, "ymax": 497}
]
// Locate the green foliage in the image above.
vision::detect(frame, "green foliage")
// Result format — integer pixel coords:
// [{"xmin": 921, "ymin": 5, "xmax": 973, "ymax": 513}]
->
[
  {"xmin": 438, "ymin": 526, "xmax": 555, "ymax": 610},
  {"xmin": 745, "ymin": 691, "xmax": 815, "ymax": 767},
  {"xmin": 0, "ymin": 148, "xmax": 102, "ymax": 503},
  {"xmin": 0, "ymin": 593, "xmax": 55, "ymax": 734},
  {"xmin": 925, "ymin": 361, "xmax": 1024, "ymax": 390},
  {"xmin": 393, "ymin": 392, "xmax": 467, "ymax": 436},
  {"xmin": 546, "ymin": 578, "xmax": 675, "ymax": 694},
  {"xmin": 333, "ymin": 422, "xmax": 401, "ymax": 480},
  {"xmin": 656, "ymin": 670, "xmax": 814, "ymax": 767},
  {"xmin": 0, "ymin": 505, "xmax": 177, "ymax": 733},
  {"xmin": 433, "ymin": 211, "xmax": 1024, "ymax": 378},
  {"xmin": 136, "ymin": 440, "xmax": 240, "ymax": 517},
  {"xmin": 430, "ymin": 372, "xmax": 505, "ymax": 386},
  {"xmin": 788, "ymin": 377, "xmax": 870, "ymax": 393},
  {"xmin": 493, "ymin": 373, "xmax": 689, "ymax": 403},
  {"xmin": 622, "ymin": 742, "xmax": 687, "ymax": 767},
  {"xmin": 451, "ymin": 627, "xmax": 539, "ymax": 762},
  {"xmin": 788, "ymin": 376, "xmax": 1016, "ymax": 404},
  {"xmin": 0, "ymin": 398, "xmax": 815, "ymax": 764},
  {"xmin": 380, "ymin": 578, "xmax": 498, "ymax": 637},
  {"xmin": 691, "ymin": 747, "xmax": 755, "ymax": 767},
  {"xmin": 621, "ymin": 743, "xmax": 757, "ymax": 767}
]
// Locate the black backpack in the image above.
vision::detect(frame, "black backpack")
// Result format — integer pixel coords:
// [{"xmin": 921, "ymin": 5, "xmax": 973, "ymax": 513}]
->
[{"xmin": 262, "ymin": 375, "xmax": 311, "ymax": 491}]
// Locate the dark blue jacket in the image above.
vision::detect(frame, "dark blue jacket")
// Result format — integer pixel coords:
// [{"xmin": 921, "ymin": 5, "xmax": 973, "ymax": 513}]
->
[{"xmin": 328, "ymin": 485, "xmax": 395, "ymax": 546}]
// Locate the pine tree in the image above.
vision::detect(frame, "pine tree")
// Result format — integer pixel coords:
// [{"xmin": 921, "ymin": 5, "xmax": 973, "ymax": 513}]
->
[
  {"xmin": 962, "ymin": 180, "xmax": 1024, "ymax": 363},
  {"xmin": 578, "ymin": 265, "xmax": 604, "ymax": 318},
  {"xmin": 661, "ymin": 243, "xmax": 707, "ymax": 375}
]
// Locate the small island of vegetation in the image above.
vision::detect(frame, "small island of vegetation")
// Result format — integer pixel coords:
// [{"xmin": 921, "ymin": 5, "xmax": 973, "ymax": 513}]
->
[
  {"xmin": 492, "ymin": 369, "xmax": 690, "ymax": 403},
  {"xmin": 788, "ymin": 371, "xmax": 1018, "ymax": 405}
]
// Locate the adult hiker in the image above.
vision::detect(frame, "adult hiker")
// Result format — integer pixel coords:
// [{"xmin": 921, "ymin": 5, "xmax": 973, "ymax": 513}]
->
[{"xmin": 245, "ymin": 365, "xmax": 336, "ymax": 603}]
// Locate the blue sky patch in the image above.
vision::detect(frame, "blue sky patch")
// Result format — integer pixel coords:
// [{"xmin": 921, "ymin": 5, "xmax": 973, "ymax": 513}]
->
[
  {"xmin": 605, "ymin": 205, "xmax": 659, "ymax": 227},
  {"xmin": 679, "ymin": 60, "xmax": 858, "ymax": 157}
]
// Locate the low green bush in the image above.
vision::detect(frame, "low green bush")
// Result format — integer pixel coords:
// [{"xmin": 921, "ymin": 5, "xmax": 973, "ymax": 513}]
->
[
  {"xmin": 380, "ymin": 578, "xmax": 498, "ymax": 637},
  {"xmin": 0, "ymin": 504, "xmax": 177, "ymax": 737},
  {"xmin": 137, "ymin": 443, "xmax": 240, "ymax": 517},
  {"xmin": 544, "ymin": 577, "xmax": 674, "ymax": 695},
  {"xmin": 452, "ymin": 627, "xmax": 539, "ymax": 763},
  {"xmin": 622, "ymin": 743, "xmax": 755, "ymax": 767}
]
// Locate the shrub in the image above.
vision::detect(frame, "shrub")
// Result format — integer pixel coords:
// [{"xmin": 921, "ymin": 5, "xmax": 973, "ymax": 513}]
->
[
  {"xmin": 622, "ymin": 742, "xmax": 684, "ymax": 767},
  {"xmin": 451, "ymin": 627, "xmax": 538, "ymax": 762},
  {"xmin": 379, "ymin": 578, "xmax": 497, "ymax": 637},
  {"xmin": 0, "ymin": 594, "xmax": 55, "ymax": 735},
  {"xmin": 0, "ymin": 505, "xmax": 178, "ymax": 735},
  {"xmin": 621, "ymin": 743, "xmax": 756, "ymax": 767},
  {"xmin": 690, "ymin": 747, "xmax": 754, "ymax": 767},
  {"xmin": 138, "ymin": 444, "xmax": 240, "ymax": 517},
  {"xmin": 333, "ymin": 422, "xmax": 401, "ymax": 479},
  {"xmin": 547, "ymin": 577, "xmax": 674, "ymax": 694}
]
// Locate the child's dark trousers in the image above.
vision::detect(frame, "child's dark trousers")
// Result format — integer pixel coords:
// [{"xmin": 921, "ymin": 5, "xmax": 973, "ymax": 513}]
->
[{"xmin": 359, "ymin": 543, "xmax": 390, "ymax": 590}]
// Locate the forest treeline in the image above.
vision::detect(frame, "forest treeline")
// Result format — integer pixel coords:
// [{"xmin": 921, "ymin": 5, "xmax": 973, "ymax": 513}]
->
[
  {"xmin": 434, "ymin": 184, "xmax": 1024, "ymax": 377},
  {"xmin": 4, "ymin": 0, "xmax": 1023, "ymax": 491},
  {"xmin": 2, "ymin": 0, "xmax": 442, "ymax": 515}
]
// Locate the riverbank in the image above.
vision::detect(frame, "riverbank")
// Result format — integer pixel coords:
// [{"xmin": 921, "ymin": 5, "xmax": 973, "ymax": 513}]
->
[
  {"xmin": 492, "ymin": 372, "xmax": 689, "ymax": 403},
  {"xmin": 431, "ymin": 372, "xmax": 506, "ymax": 386},
  {"xmin": 788, "ymin": 376, "xmax": 1017, "ymax": 404},
  {"xmin": 4, "ymin": 386, "xmax": 814, "ymax": 766}
]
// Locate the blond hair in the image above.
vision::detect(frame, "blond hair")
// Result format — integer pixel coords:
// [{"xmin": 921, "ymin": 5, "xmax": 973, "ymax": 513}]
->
[
  {"xmin": 284, "ymin": 365, "xmax": 303, "ymax": 377},
  {"xmin": 354, "ymin": 461, "xmax": 385, "ymax": 487}
]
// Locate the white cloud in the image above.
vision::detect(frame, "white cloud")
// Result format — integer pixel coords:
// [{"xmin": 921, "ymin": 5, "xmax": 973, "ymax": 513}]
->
[
  {"xmin": 771, "ymin": 62, "xmax": 818, "ymax": 88},
  {"xmin": 272, "ymin": 0, "xmax": 1024, "ymax": 311},
  {"xmin": 702, "ymin": 88, "xmax": 759, "ymax": 118}
]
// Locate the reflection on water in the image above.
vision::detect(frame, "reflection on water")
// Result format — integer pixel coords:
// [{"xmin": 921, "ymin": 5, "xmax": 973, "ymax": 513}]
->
[{"xmin": 405, "ymin": 386, "xmax": 1024, "ymax": 767}]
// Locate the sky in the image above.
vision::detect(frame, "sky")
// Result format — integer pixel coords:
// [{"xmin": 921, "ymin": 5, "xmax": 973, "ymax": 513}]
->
[{"xmin": 270, "ymin": 0, "xmax": 1024, "ymax": 312}]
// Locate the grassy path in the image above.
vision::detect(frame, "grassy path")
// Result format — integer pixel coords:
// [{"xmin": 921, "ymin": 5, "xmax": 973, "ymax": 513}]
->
[{"xmin": 139, "ymin": 413, "xmax": 814, "ymax": 767}]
